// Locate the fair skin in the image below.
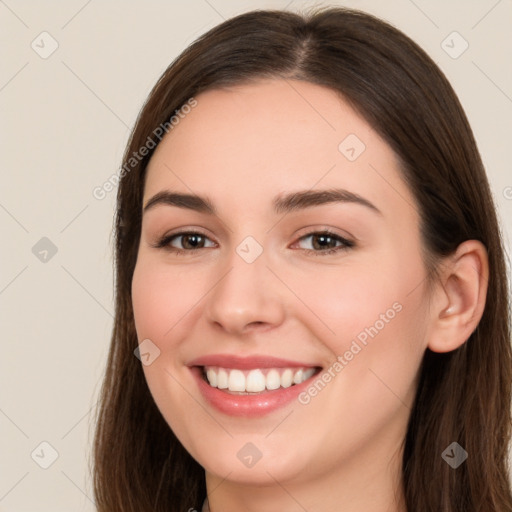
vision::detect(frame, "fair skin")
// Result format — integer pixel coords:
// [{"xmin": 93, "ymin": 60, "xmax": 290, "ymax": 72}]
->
[{"xmin": 131, "ymin": 79, "xmax": 488, "ymax": 512}]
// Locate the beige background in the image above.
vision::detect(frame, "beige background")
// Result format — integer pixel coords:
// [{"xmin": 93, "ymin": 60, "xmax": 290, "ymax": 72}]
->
[{"xmin": 1, "ymin": 0, "xmax": 511, "ymax": 510}]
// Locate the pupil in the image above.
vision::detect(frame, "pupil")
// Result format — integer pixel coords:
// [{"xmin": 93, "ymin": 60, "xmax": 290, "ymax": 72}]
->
[
  {"xmin": 185, "ymin": 234, "xmax": 203, "ymax": 249},
  {"xmin": 314, "ymin": 234, "xmax": 333, "ymax": 250}
]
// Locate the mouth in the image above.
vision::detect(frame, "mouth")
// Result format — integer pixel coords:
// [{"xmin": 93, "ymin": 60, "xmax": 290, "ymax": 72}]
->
[
  {"xmin": 201, "ymin": 366, "xmax": 319, "ymax": 394},
  {"xmin": 188, "ymin": 355, "xmax": 322, "ymax": 417}
]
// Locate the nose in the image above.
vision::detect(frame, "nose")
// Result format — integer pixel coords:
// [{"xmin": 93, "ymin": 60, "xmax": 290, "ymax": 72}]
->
[{"xmin": 204, "ymin": 243, "xmax": 286, "ymax": 336}]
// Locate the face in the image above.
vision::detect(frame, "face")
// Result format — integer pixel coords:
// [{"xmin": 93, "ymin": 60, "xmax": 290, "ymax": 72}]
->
[{"xmin": 132, "ymin": 79, "xmax": 430, "ymax": 489}]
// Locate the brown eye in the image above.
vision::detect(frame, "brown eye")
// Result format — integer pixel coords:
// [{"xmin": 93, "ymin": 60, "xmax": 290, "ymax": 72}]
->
[
  {"xmin": 295, "ymin": 231, "xmax": 354, "ymax": 255},
  {"xmin": 155, "ymin": 231, "xmax": 216, "ymax": 252},
  {"xmin": 179, "ymin": 233, "xmax": 207, "ymax": 249}
]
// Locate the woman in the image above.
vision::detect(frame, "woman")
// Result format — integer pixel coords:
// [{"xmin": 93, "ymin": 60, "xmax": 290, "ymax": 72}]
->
[{"xmin": 92, "ymin": 6, "xmax": 512, "ymax": 511}]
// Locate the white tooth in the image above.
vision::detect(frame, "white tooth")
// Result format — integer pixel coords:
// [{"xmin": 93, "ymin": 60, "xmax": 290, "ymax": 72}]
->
[
  {"xmin": 206, "ymin": 368, "xmax": 217, "ymax": 387},
  {"xmin": 217, "ymin": 368, "xmax": 228, "ymax": 389},
  {"xmin": 246, "ymin": 369, "xmax": 266, "ymax": 392},
  {"xmin": 302, "ymin": 368, "xmax": 315, "ymax": 382},
  {"xmin": 293, "ymin": 369, "xmax": 303, "ymax": 385},
  {"xmin": 266, "ymin": 369, "xmax": 281, "ymax": 390},
  {"xmin": 281, "ymin": 369, "xmax": 293, "ymax": 388},
  {"xmin": 228, "ymin": 369, "xmax": 246, "ymax": 392}
]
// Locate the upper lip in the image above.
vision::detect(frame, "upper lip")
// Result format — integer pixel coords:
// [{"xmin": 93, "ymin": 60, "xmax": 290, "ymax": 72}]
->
[{"xmin": 187, "ymin": 354, "xmax": 320, "ymax": 370}]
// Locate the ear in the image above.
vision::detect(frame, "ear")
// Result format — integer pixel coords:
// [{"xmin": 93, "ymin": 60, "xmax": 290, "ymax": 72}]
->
[{"xmin": 427, "ymin": 240, "xmax": 489, "ymax": 353}]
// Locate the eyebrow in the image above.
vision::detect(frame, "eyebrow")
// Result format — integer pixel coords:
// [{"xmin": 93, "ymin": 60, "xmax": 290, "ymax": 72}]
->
[{"xmin": 143, "ymin": 188, "xmax": 382, "ymax": 216}]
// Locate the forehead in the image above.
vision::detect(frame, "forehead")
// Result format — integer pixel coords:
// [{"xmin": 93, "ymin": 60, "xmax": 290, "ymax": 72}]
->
[{"xmin": 143, "ymin": 79, "xmax": 415, "ymax": 220}]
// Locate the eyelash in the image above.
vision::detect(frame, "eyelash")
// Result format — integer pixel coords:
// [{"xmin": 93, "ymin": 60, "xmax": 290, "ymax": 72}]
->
[{"xmin": 153, "ymin": 229, "xmax": 355, "ymax": 256}]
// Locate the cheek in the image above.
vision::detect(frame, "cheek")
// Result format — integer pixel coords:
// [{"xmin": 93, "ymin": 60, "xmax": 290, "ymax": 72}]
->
[
  {"xmin": 285, "ymin": 259, "xmax": 427, "ymax": 462},
  {"xmin": 286, "ymin": 249, "xmax": 428, "ymax": 398},
  {"xmin": 131, "ymin": 258, "xmax": 207, "ymax": 341},
  {"xmin": 131, "ymin": 258, "xmax": 220, "ymax": 446},
  {"xmin": 284, "ymin": 259, "xmax": 416, "ymax": 350}
]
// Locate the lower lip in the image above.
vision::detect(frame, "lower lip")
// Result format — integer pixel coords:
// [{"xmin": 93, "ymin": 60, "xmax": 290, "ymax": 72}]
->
[{"xmin": 190, "ymin": 367, "xmax": 318, "ymax": 417}]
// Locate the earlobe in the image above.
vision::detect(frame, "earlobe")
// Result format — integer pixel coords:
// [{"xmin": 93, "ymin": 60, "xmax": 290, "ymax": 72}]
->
[{"xmin": 427, "ymin": 240, "xmax": 489, "ymax": 353}]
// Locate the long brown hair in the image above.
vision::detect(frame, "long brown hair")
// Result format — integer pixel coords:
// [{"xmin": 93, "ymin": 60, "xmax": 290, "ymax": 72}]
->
[{"xmin": 92, "ymin": 7, "xmax": 512, "ymax": 511}]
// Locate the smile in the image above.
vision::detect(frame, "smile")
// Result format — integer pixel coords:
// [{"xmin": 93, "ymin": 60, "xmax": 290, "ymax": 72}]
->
[
  {"xmin": 204, "ymin": 366, "xmax": 316, "ymax": 394},
  {"xmin": 188, "ymin": 355, "xmax": 322, "ymax": 416}
]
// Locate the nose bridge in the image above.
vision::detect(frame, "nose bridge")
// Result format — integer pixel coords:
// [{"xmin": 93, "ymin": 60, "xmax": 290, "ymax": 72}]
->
[{"xmin": 205, "ymin": 235, "xmax": 285, "ymax": 334}]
